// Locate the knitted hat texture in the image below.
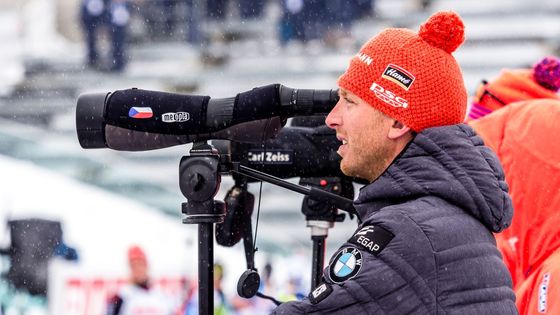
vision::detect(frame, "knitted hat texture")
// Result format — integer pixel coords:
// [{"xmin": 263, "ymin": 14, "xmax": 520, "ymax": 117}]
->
[
  {"xmin": 533, "ymin": 56, "xmax": 560, "ymax": 92},
  {"xmin": 338, "ymin": 11, "xmax": 467, "ymax": 132}
]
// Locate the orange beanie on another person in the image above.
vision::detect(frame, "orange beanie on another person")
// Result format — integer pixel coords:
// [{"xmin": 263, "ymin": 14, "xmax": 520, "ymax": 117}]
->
[
  {"xmin": 468, "ymin": 56, "xmax": 560, "ymax": 120},
  {"xmin": 338, "ymin": 11, "xmax": 467, "ymax": 132},
  {"xmin": 128, "ymin": 245, "xmax": 147, "ymax": 264}
]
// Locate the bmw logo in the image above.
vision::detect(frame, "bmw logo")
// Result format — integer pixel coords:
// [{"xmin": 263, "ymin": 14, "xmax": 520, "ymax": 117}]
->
[{"xmin": 329, "ymin": 246, "xmax": 363, "ymax": 283}]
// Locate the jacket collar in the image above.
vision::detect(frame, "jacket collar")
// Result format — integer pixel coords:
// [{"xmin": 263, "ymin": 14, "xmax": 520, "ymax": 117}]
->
[{"xmin": 354, "ymin": 124, "xmax": 513, "ymax": 233}]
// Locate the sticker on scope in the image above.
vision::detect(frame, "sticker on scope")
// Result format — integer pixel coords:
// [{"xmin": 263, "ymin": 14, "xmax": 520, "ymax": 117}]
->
[
  {"xmin": 129, "ymin": 107, "xmax": 153, "ymax": 119},
  {"xmin": 161, "ymin": 112, "xmax": 190, "ymax": 123}
]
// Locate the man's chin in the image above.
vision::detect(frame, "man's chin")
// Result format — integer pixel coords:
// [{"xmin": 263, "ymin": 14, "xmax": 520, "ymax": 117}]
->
[
  {"xmin": 340, "ymin": 160, "xmax": 372, "ymax": 182},
  {"xmin": 340, "ymin": 161, "xmax": 357, "ymax": 178}
]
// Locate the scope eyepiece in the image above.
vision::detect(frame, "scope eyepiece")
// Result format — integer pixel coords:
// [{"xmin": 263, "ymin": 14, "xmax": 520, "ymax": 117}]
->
[{"xmin": 76, "ymin": 92, "xmax": 110, "ymax": 149}]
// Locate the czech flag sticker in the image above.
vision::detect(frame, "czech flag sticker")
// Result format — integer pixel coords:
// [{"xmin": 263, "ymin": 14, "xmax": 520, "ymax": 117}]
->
[{"xmin": 128, "ymin": 107, "xmax": 153, "ymax": 119}]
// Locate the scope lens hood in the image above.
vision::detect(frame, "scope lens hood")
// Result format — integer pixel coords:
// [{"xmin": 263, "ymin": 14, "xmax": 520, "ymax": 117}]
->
[{"xmin": 76, "ymin": 92, "xmax": 109, "ymax": 148}]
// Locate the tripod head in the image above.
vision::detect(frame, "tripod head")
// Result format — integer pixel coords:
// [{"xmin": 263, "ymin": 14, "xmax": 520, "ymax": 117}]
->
[
  {"xmin": 179, "ymin": 141, "xmax": 229, "ymax": 315},
  {"xmin": 300, "ymin": 177, "xmax": 352, "ymax": 230},
  {"xmin": 179, "ymin": 142, "xmax": 226, "ymax": 224}
]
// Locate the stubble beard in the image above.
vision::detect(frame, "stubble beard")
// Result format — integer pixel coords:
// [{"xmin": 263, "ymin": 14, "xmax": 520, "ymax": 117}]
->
[{"xmin": 340, "ymin": 144, "xmax": 391, "ymax": 182}]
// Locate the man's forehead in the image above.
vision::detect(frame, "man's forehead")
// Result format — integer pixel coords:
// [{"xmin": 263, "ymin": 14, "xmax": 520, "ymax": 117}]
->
[{"xmin": 339, "ymin": 88, "xmax": 368, "ymax": 105}]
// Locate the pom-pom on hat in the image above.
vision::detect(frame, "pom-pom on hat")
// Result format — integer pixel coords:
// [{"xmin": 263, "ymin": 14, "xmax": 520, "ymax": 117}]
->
[
  {"xmin": 338, "ymin": 11, "xmax": 467, "ymax": 132},
  {"xmin": 533, "ymin": 56, "xmax": 560, "ymax": 92}
]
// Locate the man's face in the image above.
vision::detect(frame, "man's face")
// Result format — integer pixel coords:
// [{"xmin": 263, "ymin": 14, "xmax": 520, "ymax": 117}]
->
[{"xmin": 326, "ymin": 88, "xmax": 394, "ymax": 182}]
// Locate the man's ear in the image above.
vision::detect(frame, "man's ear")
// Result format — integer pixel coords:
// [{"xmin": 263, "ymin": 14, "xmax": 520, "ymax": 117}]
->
[{"xmin": 388, "ymin": 120, "xmax": 411, "ymax": 139}]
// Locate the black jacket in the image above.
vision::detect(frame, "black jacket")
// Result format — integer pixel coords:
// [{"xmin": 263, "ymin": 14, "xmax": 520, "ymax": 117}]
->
[{"xmin": 272, "ymin": 124, "xmax": 517, "ymax": 314}]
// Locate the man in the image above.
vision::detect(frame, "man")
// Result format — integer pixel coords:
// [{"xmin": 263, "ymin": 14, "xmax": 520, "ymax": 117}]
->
[
  {"xmin": 272, "ymin": 11, "xmax": 517, "ymax": 314},
  {"xmin": 106, "ymin": 245, "xmax": 175, "ymax": 315}
]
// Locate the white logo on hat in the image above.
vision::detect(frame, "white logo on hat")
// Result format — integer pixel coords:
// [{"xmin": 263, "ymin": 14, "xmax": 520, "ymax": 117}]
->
[
  {"xmin": 370, "ymin": 83, "xmax": 409, "ymax": 108},
  {"xmin": 357, "ymin": 52, "xmax": 373, "ymax": 66}
]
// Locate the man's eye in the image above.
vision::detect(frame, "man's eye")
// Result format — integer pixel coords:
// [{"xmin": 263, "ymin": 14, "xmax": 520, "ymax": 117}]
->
[{"xmin": 345, "ymin": 98, "xmax": 355, "ymax": 104}]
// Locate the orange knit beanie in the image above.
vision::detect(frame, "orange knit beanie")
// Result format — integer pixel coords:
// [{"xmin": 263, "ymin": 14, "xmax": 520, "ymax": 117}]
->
[{"xmin": 338, "ymin": 11, "xmax": 467, "ymax": 132}]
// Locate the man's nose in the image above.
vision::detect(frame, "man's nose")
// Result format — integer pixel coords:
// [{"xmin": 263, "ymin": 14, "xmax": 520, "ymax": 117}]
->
[{"xmin": 326, "ymin": 101, "xmax": 342, "ymax": 129}]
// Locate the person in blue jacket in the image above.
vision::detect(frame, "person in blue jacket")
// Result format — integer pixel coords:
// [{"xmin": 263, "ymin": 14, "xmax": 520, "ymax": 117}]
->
[
  {"xmin": 107, "ymin": 0, "xmax": 131, "ymax": 72},
  {"xmin": 80, "ymin": 0, "xmax": 130, "ymax": 71},
  {"xmin": 272, "ymin": 11, "xmax": 517, "ymax": 315},
  {"xmin": 80, "ymin": 0, "xmax": 109, "ymax": 68}
]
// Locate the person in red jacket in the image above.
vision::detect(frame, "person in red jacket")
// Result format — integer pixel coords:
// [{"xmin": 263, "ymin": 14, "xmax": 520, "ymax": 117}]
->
[
  {"xmin": 106, "ymin": 245, "xmax": 176, "ymax": 315},
  {"xmin": 468, "ymin": 56, "xmax": 560, "ymax": 314},
  {"xmin": 468, "ymin": 56, "xmax": 560, "ymax": 120}
]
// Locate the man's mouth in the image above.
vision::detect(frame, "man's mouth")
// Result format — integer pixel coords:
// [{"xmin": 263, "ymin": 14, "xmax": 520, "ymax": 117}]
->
[{"xmin": 337, "ymin": 136, "xmax": 348, "ymax": 156}]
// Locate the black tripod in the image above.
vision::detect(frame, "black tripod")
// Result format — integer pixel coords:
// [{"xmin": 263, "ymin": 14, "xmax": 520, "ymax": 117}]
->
[
  {"xmin": 300, "ymin": 177, "xmax": 353, "ymax": 289},
  {"xmin": 179, "ymin": 142, "xmax": 227, "ymax": 315},
  {"xmin": 180, "ymin": 142, "xmax": 356, "ymax": 315}
]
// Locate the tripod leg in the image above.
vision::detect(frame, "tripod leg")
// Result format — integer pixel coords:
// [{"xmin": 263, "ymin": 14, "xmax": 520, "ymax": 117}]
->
[
  {"xmin": 311, "ymin": 235, "xmax": 326, "ymax": 289},
  {"xmin": 198, "ymin": 223, "xmax": 214, "ymax": 315}
]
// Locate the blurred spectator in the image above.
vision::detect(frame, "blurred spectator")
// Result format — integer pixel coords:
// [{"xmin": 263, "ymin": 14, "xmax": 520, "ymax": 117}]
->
[
  {"xmin": 231, "ymin": 262, "xmax": 277, "ymax": 314},
  {"xmin": 206, "ymin": 0, "xmax": 266, "ymax": 20},
  {"xmin": 206, "ymin": 0, "xmax": 228, "ymax": 20},
  {"xmin": 300, "ymin": 0, "xmax": 324, "ymax": 41},
  {"xmin": 279, "ymin": 0, "xmax": 305, "ymax": 45},
  {"xmin": 106, "ymin": 245, "xmax": 176, "ymax": 315},
  {"xmin": 136, "ymin": 0, "xmax": 177, "ymax": 40},
  {"xmin": 279, "ymin": 0, "xmax": 374, "ymax": 47},
  {"xmin": 418, "ymin": 0, "xmax": 432, "ymax": 11},
  {"xmin": 276, "ymin": 251, "xmax": 307, "ymax": 303},
  {"xmin": 80, "ymin": 0, "xmax": 109, "ymax": 68},
  {"xmin": 2, "ymin": 219, "xmax": 76, "ymax": 296},
  {"xmin": 468, "ymin": 56, "xmax": 560, "ymax": 120},
  {"xmin": 354, "ymin": 0, "xmax": 375, "ymax": 19},
  {"xmin": 260, "ymin": 263, "xmax": 275, "ymax": 299},
  {"xmin": 238, "ymin": 0, "xmax": 266, "ymax": 19},
  {"xmin": 468, "ymin": 56, "xmax": 560, "ymax": 315},
  {"xmin": 161, "ymin": 0, "xmax": 177, "ymax": 37},
  {"xmin": 80, "ymin": 0, "xmax": 131, "ymax": 72},
  {"xmin": 108, "ymin": 0, "xmax": 131, "ymax": 72},
  {"xmin": 323, "ymin": 0, "xmax": 375, "ymax": 49},
  {"xmin": 213, "ymin": 263, "xmax": 231, "ymax": 314},
  {"xmin": 325, "ymin": 0, "xmax": 374, "ymax": 31},
  {"xmin": 185, "ymin": 0, "xmax": 203, "ymax": 44},
  {"xmin": 183, "ymin": 263, "xmax": 233, "ymax": 315}
]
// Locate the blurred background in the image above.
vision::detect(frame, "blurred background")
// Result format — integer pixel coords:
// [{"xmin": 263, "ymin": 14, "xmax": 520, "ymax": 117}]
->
[{"xmin": 0, "ymin": 0, "xmax": 559, "ymax": 314}]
